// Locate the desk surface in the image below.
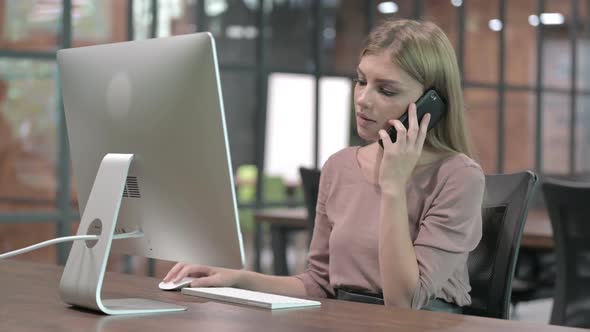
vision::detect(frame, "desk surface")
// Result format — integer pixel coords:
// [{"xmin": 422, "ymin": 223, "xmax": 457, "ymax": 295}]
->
[
  {"xmin": 255, "ymin": 207, "xmax": 554, "ymax": 249},
  {"xmin": 1, "ymin": 260, "xmax": 582, "ymax": 332}
]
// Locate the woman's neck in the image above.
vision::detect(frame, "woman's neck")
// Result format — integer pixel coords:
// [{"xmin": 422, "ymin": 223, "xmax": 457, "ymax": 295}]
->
[
  {"xmin": 356, "ymin": 142, "xmax": 451, "ymax": 184},
  {"xmin": 364, "ymin": 141, "xmax": 444, "ymax": 164}
]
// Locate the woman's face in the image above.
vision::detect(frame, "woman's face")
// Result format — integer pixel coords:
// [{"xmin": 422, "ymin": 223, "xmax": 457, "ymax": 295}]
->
[{"xmin": 354, "ymin": 52, "xmax": 424, "ymax": 142}]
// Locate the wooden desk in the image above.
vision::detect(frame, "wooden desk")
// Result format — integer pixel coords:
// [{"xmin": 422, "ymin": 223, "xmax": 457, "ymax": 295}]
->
[{"xmin": 0, "ymin": 260, "xmax": 583, "ymax": 332}]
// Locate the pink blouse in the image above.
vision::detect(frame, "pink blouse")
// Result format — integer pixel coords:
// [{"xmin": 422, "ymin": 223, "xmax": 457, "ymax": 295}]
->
[{"xmin": 296, "ymin": 146, "xmax": 485, "ymax": 309}]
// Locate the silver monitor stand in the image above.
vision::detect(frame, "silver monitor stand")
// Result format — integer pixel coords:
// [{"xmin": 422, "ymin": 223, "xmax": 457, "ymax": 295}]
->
[{"xmin": 59, "ymin": 153, "xmax": 186, "ymax": 315}]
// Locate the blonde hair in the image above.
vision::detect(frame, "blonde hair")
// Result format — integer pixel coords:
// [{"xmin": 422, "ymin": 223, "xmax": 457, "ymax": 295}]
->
[{"xmin": 361, "ymin": 19, "xmax": 474, "ymax": 158}]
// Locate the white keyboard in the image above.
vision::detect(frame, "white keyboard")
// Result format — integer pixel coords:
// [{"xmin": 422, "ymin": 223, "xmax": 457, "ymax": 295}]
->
[{"xmin": 181, "ymin": 287, "xmax": 321, "ymax": 310}]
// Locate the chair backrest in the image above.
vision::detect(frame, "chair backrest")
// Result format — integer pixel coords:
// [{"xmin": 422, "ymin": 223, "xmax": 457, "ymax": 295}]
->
[
  {"xmin": 542, "ymin": 178, "xmax": 590, "ymax": 328},
  {"xmin": 464, "ymin": 171, "xmax": 538, "ymax": 319},
  {"xmin": 299, "ymin": 167, "xmax": 321, "ymax": 242}
]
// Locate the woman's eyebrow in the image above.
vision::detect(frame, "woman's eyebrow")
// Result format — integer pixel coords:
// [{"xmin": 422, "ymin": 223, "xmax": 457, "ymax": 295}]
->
[
  {"xmin": 356, "ymin": 67, "xmax": 403, "ymax": 86},
  {"xmin": 375, "ymin": 78, "xmax": 402, "ymax": 86}
]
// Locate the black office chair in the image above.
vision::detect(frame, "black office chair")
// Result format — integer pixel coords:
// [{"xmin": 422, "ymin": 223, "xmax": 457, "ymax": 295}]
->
[
  {"xmin": 299, "ymin": 167, "xmax": 321, "ymax": 245},
  {"xmin": 542, "ymin": 178, "xmax": 590, "ymax": 328},
  {"xmin": 511, "ymin": 173, "xmax": 590, "ymax": 310},
  {"xmin": 464, "ymin": 171, "xmax": 538, "ymax": 319}
]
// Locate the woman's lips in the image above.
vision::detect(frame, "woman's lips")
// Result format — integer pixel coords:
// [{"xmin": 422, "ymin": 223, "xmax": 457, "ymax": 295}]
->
[{"xmin": 356, "ymin": 113, "xmax": 376, "ymax": 128}]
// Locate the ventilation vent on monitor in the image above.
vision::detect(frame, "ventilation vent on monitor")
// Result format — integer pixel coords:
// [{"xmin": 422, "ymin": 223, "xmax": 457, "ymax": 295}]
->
[{"xmin": 123, "ymin": 176, "xmax": 141, "ymax": 198}]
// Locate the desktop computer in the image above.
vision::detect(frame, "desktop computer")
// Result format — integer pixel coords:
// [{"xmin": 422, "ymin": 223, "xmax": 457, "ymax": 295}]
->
[{"xmin": 57, "ymin": 32, "xmax": 245, "ymax": 315}]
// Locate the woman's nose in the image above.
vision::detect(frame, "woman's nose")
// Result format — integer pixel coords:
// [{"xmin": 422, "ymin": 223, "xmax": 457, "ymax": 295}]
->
[{"xmin": 355, "ymin": 88, "xmax": 372, "ymax": 108}]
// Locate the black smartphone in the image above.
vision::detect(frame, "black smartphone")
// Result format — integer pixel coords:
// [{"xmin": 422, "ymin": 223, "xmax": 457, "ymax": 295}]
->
[{"xmin": 378, "ymin": 89, "xmax": 447, "ymax": 148}]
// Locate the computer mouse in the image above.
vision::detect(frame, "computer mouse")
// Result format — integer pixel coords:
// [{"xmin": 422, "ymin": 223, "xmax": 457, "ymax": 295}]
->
[{"xmin": 158, "ymin": 277, "xmax": 195, "ymax": 291}]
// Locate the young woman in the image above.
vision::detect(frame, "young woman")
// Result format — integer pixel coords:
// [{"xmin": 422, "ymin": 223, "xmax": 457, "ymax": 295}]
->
[{"xmin": 163, "ymin": 19, "xmax": 484, "ymax": 312}]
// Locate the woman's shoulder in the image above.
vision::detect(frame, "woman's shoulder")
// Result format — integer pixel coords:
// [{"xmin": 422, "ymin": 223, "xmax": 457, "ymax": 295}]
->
[
  {"xmin": 322, "ymin": 146, "xmax": 359, "ymax": 170},
  {"xmin": 318, "ymin": 146, "xmax": 362, "ymax": 185},
  {"xmin": 418, "ymin": 153, "xmax": 484, "ymax": 186},
  {"xmin": 440, "ymin": 153, "xmax": 483, "ymax": 172},
  {"xmin": 327, "ymin": 146, "xmax": 358, "ymax": 161},
  {"xmin": 437, "ymin": 153, "xmax": 485, "ymax": 185}
]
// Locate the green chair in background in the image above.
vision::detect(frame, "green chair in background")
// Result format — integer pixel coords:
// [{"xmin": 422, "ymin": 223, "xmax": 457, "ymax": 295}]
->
[
  {"xmin": 235, "ymin": 165, "xmax": 295, "ymax": 233},
  {"xmin": 236, "ymin": 165, "xmax": 257, "ymax": 233}
]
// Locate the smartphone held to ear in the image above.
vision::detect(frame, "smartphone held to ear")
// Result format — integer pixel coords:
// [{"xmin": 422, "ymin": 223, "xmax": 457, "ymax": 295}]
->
[{"xmin": 378, "ymin": 89, "xmax": 447, "ymax": 148}]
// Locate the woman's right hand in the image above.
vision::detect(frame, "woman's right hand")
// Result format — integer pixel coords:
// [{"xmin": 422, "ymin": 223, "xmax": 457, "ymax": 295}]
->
[{"xmin": 162, "ymin": 262, "xmax": 242, "ymax": 288}]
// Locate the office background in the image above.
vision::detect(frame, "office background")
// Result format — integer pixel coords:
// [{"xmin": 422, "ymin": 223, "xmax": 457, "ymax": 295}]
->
[{"xmin": 0, "ymin": 0, "xmax": 588, "ymax": 320}]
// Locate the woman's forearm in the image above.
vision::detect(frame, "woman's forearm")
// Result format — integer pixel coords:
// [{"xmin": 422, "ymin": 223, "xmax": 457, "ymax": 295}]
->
[
  {"xmin": 378, "ymin": 190, "xmax": 420, "ymax": 308},
  {"xmin": 236, "ymin": 270, "xmax": 308, "ymax": 297}
]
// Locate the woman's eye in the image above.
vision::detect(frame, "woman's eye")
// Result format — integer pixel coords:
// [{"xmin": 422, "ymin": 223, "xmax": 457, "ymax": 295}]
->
[
  {"xmin": 380, "ymin": 88, "xmax": 396, "ymax": 97},
  {"xmin": 353, "ymin": 78, "xmax": 366, "ymax": 86}
]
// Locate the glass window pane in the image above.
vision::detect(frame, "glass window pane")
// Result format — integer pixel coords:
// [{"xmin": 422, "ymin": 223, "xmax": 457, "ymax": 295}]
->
[
  {"xmin": 542, "ymin": 92, "xmax": 569, "ymax": 174},
  {"xmin": 266, "ymin": 1, "xmax": 313, "ymax": 71},
  {"xmin": 541, "ymin": 0, "xmax": 572, "ymax": 90},
  {"xmin": 223, "ymin": 69, "xmax": 257, "ymax": 242},
  {"xmin": 505, "ymin": 0, "xmax": 537, "ymax": 87},
  {"xmin": 321, "ymin": 0, "xmax": 366, "ymax": 75},
  {"xmin": 464, "ymin": 88, "xmax": 498, "ymax": 173},
  {"xmin": 73, "ymin": 1, "xmax": 129, "ymax": 46},
  {"xmin": 423, "ymin": 0, "xmax": 458, "ymax": 49},
  {"xmin": 203, "ymin": 0, "xmax": 256, "ymax": 66},
  {"xmin": 505, "ymin": 92, "xmax": 536, "ymax": 172},
  {"xmin": 374, "ymin": 0, "xmax": 413, "ymax": 22},
  {"xmin": 264, "ymin": 73, "xmax": 314, "ymax": 189},
  {"xmin": 576, "ymin": 95, "xmax": 590, "ymax": 172},
  {"xmin": 218, "ymin": 69, "xmax": 258, "ymax": 239},
  {"xmin": 0, "ymin": 0, "xmax": 62, "ymax": 51},
  {"xmin": 0, "ymin": 58, "xmax": 58, "ymax": 211},
  {"xmin": 156, "ymin": 0, "xmax": 200, "ymax": 37},
  {"xmin": 319, "ymin": 76, "xmax": 352, "ymax": 166},
  {"xmin": 576, "ymin": 0, "xmax": 590, "ymax": 91},
  {"xmin": 577, "ymin": 38, "xmax": 590, "ymax": 92},
  {"xmin": 133, "ymin": 0, "xmax": 154, "ymax": 40},
  {"xmin": 220, "ymin": 70, "xmax": 257, "ymax": 170},
  {"xmin": 263, "ymin": 73, "xmax": 350, "ymax": 204},
  {"xmin": 464, "ymin": 0, "xmax": 499, "ymax": 84},
  {"xmin": 132, "ymin": 1, "xmax": 205, "ymax": 42}
]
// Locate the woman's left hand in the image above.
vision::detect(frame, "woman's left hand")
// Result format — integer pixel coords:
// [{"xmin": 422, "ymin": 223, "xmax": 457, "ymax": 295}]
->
[{"xmin": 378, "ymin": 103, "xmax": 430, "ymax": 195}]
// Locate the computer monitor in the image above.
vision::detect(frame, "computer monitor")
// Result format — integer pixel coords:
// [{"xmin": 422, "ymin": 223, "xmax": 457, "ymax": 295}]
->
[{"xmin": 57, "ymin": 32, "xmax": 245, "ymax": 315}]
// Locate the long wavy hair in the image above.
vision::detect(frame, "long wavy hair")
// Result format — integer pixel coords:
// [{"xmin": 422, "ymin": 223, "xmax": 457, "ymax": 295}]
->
[{"xmin": 360, "ymin": 19, "xmax": 473, "ymax": 158}]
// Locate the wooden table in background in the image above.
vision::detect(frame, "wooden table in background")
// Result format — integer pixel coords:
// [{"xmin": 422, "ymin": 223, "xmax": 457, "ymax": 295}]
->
[
  {"xmin": 253, "ymin": 208, "xmax": 308, "ymax": 274},
  {"xmin": 254, "ymin": 208, "xmax": 308, "ymax": 227},
  {"xmin": 1, "ymin": 260, "xmax": 584, "ymax": 332}
]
